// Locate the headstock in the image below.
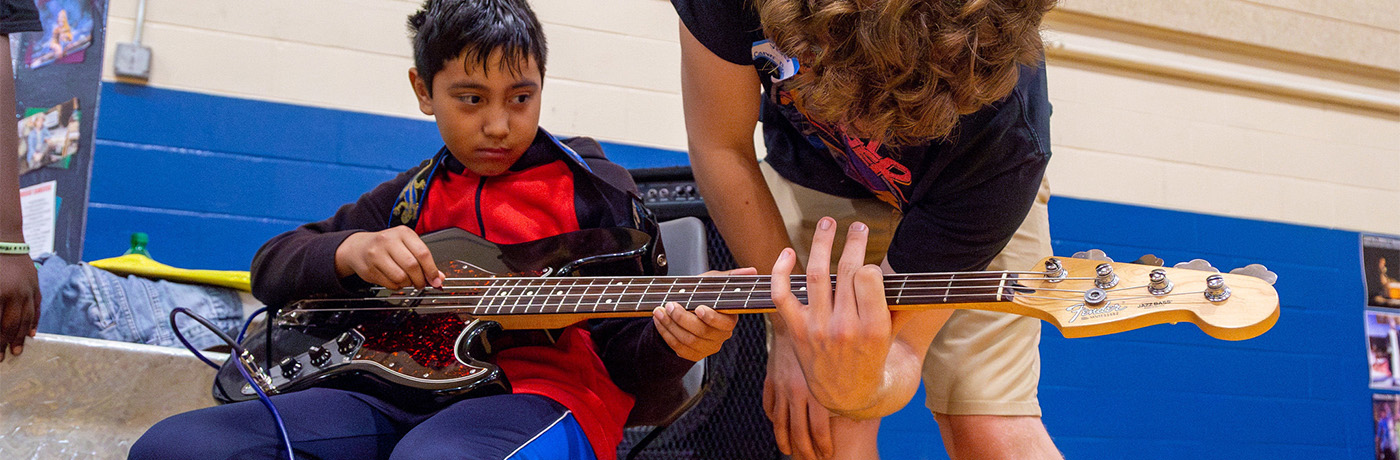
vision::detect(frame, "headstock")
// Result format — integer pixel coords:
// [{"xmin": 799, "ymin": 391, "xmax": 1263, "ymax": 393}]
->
[{"xmin": 1009, "ymin": 252, "xmax": 1280, "ymax": 341}]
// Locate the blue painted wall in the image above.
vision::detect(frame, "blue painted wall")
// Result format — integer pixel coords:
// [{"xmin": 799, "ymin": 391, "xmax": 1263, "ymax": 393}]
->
[{"xmin": 87, "ymin": 83, "xmax": 1370, "ymax": 459}]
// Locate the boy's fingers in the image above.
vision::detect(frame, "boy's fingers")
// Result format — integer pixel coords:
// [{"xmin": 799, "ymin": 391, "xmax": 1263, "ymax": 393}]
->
[
  {"xmin": 695, "ymin": 305, "xmax": 738, "ymax": 332},
  {"xmin": 363, "ymin": 264, "xmax": 401, "ymax": 290},
  {"xmin": 376, "ymin": 260, "xmax": 412, "ymax": 290},
  {"xmin": 727, "ymin": 267, "xmax": 758, "ymax": 276},
  {"xmin": 385, "ymin": 244, "xmax": 427, "ymax": 289},
  {"xmin": 399, "ymin": 233, "xmax": 442, "ymax": 288},
  {"xmin": 653, "ymin": 308, "xmax": 700, "ymax": 358},
  {"xmin": 660, "ymin": 303, "xmax": 706, "ymax": 344},
  {"xmin": 833, "ymin": 221, "xmax": 869, "ymax": 320},
  {"xmin": 668, "ymin": 303, "xmax": 732, "ymax": 342}
]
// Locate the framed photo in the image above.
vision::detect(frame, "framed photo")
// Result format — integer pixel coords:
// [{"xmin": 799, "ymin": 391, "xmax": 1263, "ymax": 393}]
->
[
  {"xmin": 1378, "ymin": 393, "xmax": 1400, "ymax": 460},
  {"xmin": 16, "ymin": 98, "xmax": 81, "ymax": 176},
  {"xmin": 24, "ymin": 0, "xmax": 97, "ymax": 69},
  {"xmin": 1365, "ymin": 235, "xmax": 1400, "ymax": 309}
]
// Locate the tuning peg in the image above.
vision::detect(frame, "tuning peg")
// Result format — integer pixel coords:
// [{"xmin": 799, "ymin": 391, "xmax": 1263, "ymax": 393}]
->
[
  {"xmin": 1174, "ymin": 259, "xmax": 1219, "ymax": 273},
  {"xmin": 1071, "ymin": 249, "xmax": 1113, "ymax": 262},
  {"xmin": 1230, "ymin": 264, "xmax": 1278, "ymax": 286},
  {"xmin": 1132, "ymin": 254, "xmax": 1165, "ymax": 267}
]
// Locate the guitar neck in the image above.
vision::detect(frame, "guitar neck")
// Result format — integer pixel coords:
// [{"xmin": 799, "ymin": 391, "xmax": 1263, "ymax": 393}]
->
[{"xmin": 415, "ymin": 271, "xmax": 1017, "ymax": 316}]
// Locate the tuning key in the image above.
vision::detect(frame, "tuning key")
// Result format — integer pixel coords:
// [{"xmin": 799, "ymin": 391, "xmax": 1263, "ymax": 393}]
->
[
  {"xmin": 1132, "ymin": 254, "xmax": 1165, "ymax": 267},
  {"xmin": 1174, "ymin": 259, "xmax": 1219, "ymax": 273},
  {"xmin": 1228, "ymin": 264, "xmax": 1278, "ymax": 285},
  {"xmin": 1043, "ymin": 258, "xmax": 1066, "ymax": 283},
  {"xmin": 1204, "ymin": 274, "xmax": 1231, "ymax": 302},
  {"xmin": 1147, "ymin": 269, "xmax": 1173, "ymax": 295},
  {"xmin": 1094, "ymin": 263, "xmax": 1119, "ymax": 289},
  {"xmin": 1071, "ymin": 249, "xmax": 1113, "ymax": 262}
]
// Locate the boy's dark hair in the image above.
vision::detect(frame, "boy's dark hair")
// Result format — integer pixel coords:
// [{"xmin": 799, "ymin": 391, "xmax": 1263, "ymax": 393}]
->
[{"xmin": 408, "ymin": 0, "xmax": 548, "ymax": 94}]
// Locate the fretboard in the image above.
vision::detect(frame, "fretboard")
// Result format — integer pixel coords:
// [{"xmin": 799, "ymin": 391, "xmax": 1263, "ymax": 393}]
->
[{"xmin": 392, "ymin": 272, "xmax": 1015, "ymax": 316}]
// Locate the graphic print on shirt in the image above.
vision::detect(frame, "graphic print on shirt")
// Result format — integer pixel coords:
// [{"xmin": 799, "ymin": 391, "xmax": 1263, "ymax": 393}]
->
[{"xmin": 754, "ymin": 41, "xmax": 914, "ymax": 208}]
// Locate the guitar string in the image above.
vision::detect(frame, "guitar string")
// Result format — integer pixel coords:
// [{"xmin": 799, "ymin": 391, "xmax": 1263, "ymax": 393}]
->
[
  {"xmin": 358, "ymin": 277, "xmax": 1160, "ymax": 301},
  {"xmin": 286, "ymin": 288, "xmax": 1214, "ymax": 314},
  {"xmin": 368, "ymin": 271, "xmax": 1088, "ymax": 292}
]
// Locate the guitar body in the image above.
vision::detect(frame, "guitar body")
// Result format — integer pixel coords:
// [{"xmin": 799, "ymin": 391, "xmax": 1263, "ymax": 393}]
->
[{"xmin": 213, "ymin": 227, "xmax": 661, "ymax": 410}]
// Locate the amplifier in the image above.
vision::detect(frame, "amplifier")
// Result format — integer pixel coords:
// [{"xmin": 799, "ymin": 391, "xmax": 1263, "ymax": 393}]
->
[{"xmin": 630, "ymin": 166, "xmax": 707, "ymax": 222}]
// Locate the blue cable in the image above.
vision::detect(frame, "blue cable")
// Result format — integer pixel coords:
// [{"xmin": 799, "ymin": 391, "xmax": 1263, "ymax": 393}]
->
[
  {"xmin": 170, "ymin": 307, "xmax": 295, "ymax": 460},
  {"xmin": 238, "ymin": 307, "xmax": 268, "ymax": 343}
]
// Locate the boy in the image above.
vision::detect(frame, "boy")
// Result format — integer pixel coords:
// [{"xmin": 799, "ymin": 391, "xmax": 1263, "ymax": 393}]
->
[{"xmin": 130, "ymin": 1, "xmax": 737, "ymax": 459}]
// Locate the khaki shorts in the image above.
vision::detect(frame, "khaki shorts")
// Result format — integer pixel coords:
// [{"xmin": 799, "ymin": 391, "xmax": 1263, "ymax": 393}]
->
[{"xmin": 761, "ymin": 162, "xmax": 1052, "ymax": 416}]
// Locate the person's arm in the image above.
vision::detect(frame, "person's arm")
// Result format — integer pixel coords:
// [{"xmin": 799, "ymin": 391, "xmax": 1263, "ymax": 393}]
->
[
  {"xmin": 679, "ymin": 20, "xmax": 839, "ymax": 459},
  {"xmin": 0, "ymin": 34, "xmax": 39, "ymax": 362},
  {"xmin": 250, "ymin": 169, "xmax": 436, "ymax": 308},
  {"xmin": 678, "ymin": 21, "xmax": 789, "ymax": 273}
]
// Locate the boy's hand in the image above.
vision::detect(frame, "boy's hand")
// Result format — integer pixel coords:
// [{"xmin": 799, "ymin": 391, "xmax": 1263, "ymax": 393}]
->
[
  {"xmin": 334, "ymin": 226, "xmax": 445, "ymax": 290},
  {"xmin": 651, "ymin": 267, "xmax": 753, "ymax": 362}
]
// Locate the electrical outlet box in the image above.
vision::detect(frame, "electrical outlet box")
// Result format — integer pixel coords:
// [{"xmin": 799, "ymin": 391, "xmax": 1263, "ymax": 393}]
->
[{"xmin": 113, "ymin": 42, "xmax": 152, "ymax": 81}]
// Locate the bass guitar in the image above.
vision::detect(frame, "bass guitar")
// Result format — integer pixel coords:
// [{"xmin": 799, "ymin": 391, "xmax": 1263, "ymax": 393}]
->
[{"xmin": 214, "ymin": 227, "xmax": 1279, "ymax": 409}]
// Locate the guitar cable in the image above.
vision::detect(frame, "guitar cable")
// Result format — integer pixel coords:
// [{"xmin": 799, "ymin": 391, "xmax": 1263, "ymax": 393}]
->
[{"xmin": 170, "ymin": 307, "xmax": 296, "ymax": 460}]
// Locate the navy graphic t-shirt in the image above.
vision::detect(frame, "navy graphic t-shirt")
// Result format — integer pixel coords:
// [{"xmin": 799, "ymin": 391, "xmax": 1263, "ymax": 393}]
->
[{"xmin": 673, "ymin": 0, "xmax": 1054, "ymax": 273}]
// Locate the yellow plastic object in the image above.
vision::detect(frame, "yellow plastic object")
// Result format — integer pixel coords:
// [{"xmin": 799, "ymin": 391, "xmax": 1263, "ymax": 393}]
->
[{"xmin": 87, "ymin": 253, "xmax": 252, "ymax": 292}]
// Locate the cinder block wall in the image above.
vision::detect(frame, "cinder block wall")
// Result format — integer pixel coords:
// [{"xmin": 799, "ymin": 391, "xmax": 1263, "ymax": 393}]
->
[{"xmin": 81, "ymin": 1, "xmax": 1398, "ymax": 458}]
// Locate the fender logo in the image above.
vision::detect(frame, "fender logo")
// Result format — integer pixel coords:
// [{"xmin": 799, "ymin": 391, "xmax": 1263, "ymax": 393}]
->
[{"xmin": 1066, "ymin": 303, "xmax": 1125, "ymax": 323}]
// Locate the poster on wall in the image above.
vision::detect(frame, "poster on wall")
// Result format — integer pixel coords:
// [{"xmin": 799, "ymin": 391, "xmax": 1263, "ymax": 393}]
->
[
  {"xmin": 1378, "ymin": 393, "xmax": 1400, "ymax": 460},
  {"xmin": 1368, "ymin": 310, "xmax": 1400, "ymax": 390},
  {"xmin": 16, "ymin": 98, "xmax": 80, "ymax": 175},
  {"xmin": 24, "ymin": 0, "xmax": 97, "ymax": 69},
  {"xmin": 13, "ymin": 0, "xmax": 108, "ymax": 262},
  {"xmin": 1366, "ymin": 235, "xmax": 1400, "ymax": 309}
]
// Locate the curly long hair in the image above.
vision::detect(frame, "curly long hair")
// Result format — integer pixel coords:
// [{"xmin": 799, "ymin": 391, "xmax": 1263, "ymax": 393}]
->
[{"xmin": 757, "ymin": 0, "xmax": 1055, "ymax": 146}]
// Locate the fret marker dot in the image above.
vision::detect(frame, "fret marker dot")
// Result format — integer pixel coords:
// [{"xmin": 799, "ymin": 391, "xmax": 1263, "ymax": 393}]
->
[
  {"xmin": 605, "ymin": 299, "xmax": 613, "ymax": 304},
  {"xmin": 733, "ymin": 288, "xmax": 740, "ymax": 292},
  {"xmin": 554, "ymin": 290, "xmax": 563, "ymax": 295},
  {"xmin": 679, "ymin": 289, "xmax": 687, "ymax": 293},
  {"xmin": 525, "ymin": 290, "xmax": 534, "ymax": 295}
]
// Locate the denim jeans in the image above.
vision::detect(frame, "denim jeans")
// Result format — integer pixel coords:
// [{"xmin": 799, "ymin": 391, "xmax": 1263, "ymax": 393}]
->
[{"xmin": 34, "ymin": 254, "xmax": 243, "ymax": 350}]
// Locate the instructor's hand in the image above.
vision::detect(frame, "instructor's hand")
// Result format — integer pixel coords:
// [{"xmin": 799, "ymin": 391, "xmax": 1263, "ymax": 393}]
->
[
  {"xmin": 771, "ymin": 217, "xmax": 892, "ymax": 414},
  {"xmin": 763, "ymin": 325, "xmax": 834, "ymax": 460}
]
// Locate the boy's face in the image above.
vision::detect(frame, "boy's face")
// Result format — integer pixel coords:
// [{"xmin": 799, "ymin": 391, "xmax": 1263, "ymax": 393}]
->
[{"xmin": 410, "ymin": 51, "xmax": 542, "ymax": 176}]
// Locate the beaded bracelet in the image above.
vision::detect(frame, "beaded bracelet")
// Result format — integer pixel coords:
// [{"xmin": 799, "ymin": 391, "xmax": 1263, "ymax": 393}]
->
[{"xmin": 0, "ymin": 241, "xmax": 31, "ymax": 255}]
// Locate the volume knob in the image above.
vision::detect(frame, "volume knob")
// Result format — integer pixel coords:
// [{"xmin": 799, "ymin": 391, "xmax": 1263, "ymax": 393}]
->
[
  {"xmin": 279, "ymin": 357, "xmax": 302, "ymax": 379},
  {"xmin": 308, "ymin": 346, "xmax": 332, "ymax": 367}
]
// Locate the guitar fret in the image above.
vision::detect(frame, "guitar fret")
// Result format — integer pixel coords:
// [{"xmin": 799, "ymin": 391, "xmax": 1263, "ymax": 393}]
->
[
  {"xmin": 525, "ymin": 279, "xmax": 543, "ymax": 314},
  {"xmin": 555, "ymin": 279, "xmax": 572, "ymax": 314},
  {"xmin": 942, "ymin": 275, "xmax": 953, "ymax": 304},
  {"xmin": 997, "ymin": 272, "xmax": 1008, "ymax": 302},
  {"xmin": 500, "ymin": 279, "xmax": 520, "ymax": 315}
]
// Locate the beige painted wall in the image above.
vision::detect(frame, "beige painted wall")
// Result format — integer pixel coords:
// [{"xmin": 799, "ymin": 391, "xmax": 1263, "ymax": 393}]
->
[{"xmin": 99, "ymin": 0, "xmax": 1399, "ymax": 234}]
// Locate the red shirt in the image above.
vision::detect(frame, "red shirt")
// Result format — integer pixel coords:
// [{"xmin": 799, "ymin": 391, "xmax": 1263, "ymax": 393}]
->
[{"xmin": 415, "ymin": 159, "xmax": 634, "ymax": 460}]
